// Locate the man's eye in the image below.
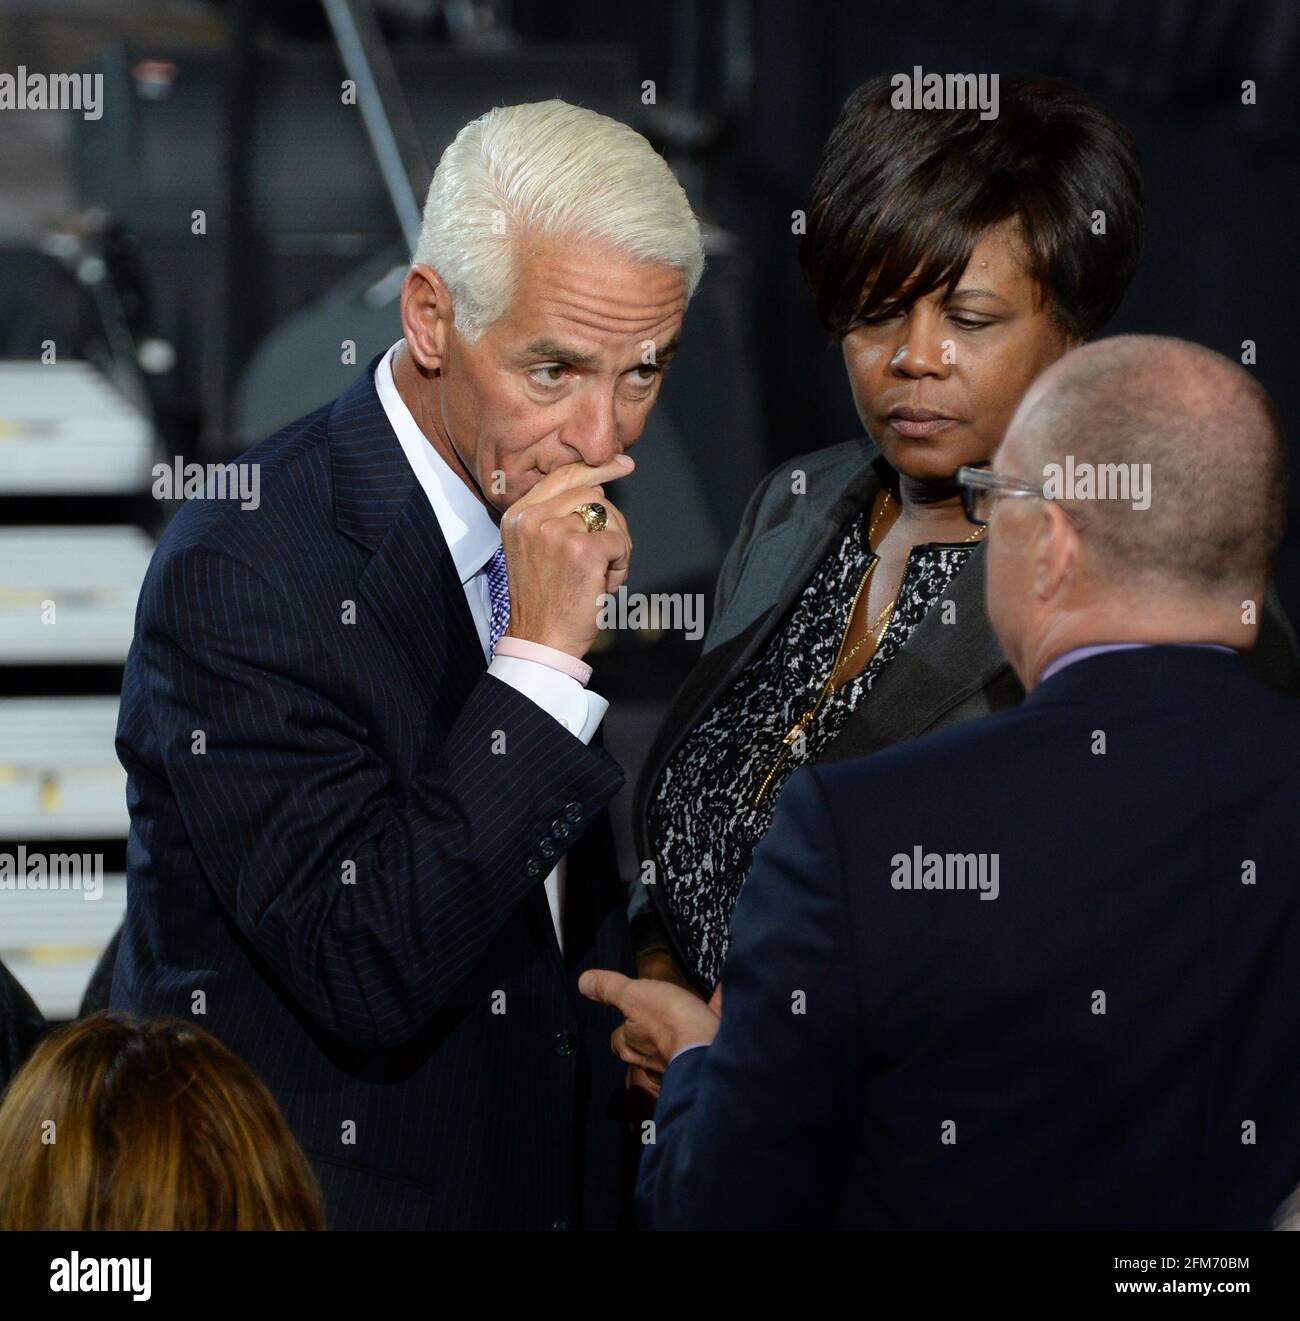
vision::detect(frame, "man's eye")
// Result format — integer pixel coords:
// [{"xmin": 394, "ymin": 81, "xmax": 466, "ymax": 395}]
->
[
  {"xmin": 949, "ymin": 316, "xmax": 994, "ymax": 331},
  {"xmin": 627, "ymin": 365, "xmax": 662, "ymax": 386},
  {"xmin": 529, "ymin": 365, "xmax": 569, "ymax": 386}
]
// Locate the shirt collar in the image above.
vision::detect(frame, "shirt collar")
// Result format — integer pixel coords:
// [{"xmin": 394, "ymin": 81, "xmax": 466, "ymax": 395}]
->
[
  {"xmin": 1039, "ymin": 641, "xmax": 1235, "ymax": 685},
  {"xmin": 374, "ymin": 340, "xmax": 499, "ymax": 584}
]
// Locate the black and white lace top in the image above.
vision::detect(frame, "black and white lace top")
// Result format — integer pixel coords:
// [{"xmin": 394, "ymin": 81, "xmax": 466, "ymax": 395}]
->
[{"xmin": 648, "ymin": 508, "xmax": 977, "ymax": 988}]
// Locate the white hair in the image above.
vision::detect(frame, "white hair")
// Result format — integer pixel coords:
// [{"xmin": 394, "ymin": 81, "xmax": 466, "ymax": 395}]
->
[{"xmin": 413, "ymin": 99, "xmax": 705, "ymax": 341}]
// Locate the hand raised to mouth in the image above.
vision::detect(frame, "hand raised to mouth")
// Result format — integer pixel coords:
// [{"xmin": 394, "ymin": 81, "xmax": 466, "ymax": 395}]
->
[{"xmin": 498, "ymin": 455, "xmax": 636, "ymax": 660}]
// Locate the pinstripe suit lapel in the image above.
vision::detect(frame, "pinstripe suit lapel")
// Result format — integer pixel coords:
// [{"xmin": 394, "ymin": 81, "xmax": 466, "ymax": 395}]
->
[
  {"xmin": 328, "ymin": 358, "xmax": 485, "ymax": 719},
  {"xmin": 360, "ymin": 493, "xmax": 486, "ymax": 726},
  {"xmin": 325, "ymin": 361, "xmax": 609, "ymax": 973}
]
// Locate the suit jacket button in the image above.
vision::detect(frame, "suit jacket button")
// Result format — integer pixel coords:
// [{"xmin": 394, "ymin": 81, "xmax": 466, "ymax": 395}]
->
[
  {"xmin": 550, "ymin": 818, "xmax": 571, "ymax": 840},
  {"xmin": 524, "ymin": 858, "xmax": 542, "ymax": 879},
  {"xmin": 553, "ymin": 1029, "xmax": 577, "ymax": 1057},
  {"xmin": 538, "ymin": 837, "xmax": 557, "ymax": 860},
  {"xmin": 552, "ymin": 1216, "xmax": 572, "ymax": 1230},
  {"xmin": 563, "ymin": 801, "xmax": 582, "ymax": 823}
]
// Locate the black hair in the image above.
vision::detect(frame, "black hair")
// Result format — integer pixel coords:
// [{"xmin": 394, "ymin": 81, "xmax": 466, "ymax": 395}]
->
[{"xmin": 799, "ymin": 73, "xmax": 1144, "ymax": 340}]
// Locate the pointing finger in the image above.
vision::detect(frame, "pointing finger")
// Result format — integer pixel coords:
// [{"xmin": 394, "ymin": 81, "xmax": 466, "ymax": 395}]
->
[{"xmin": 579, "ymin": 968, "xmax": 633, "ymax": 1009}]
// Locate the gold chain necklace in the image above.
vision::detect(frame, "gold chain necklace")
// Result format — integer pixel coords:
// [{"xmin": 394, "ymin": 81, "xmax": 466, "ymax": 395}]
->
[{"xmin": 752, "ymin": 490, "xmax": 983, "ymax": 807}]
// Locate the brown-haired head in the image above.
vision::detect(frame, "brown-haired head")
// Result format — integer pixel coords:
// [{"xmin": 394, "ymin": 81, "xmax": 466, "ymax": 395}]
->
[{"xmin": 0, "ymin": 1012, "xmax": 325, "ymax": 1230}]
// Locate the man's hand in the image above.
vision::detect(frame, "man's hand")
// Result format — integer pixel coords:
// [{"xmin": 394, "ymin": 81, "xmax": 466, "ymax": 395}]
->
[
  {"xmin": 499, "ymin": 455, "xmax": 635, "ymax": 658},
  {"xmin": 579, "ymin": 969, "xmax": 721, "ymax": 1078},
  {"xmin": 627, "ymin": 949, "xmax": 697, "ymax": 1098}
]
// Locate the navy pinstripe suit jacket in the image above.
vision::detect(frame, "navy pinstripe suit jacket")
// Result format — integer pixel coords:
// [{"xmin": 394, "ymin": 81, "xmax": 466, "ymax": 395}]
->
[{"xmin": 111, "ymin": 358, "xmax": 636, "ymax": 1229}]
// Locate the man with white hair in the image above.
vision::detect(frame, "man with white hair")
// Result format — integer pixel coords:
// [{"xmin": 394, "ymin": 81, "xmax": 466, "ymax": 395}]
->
[
  {"xmin": 113, "ymin": 100, "xmax": 703, "ymax": 1229},
  {"xmin": 583, "ymin": 335, "xmax": 1300, "ymax": 1230}
]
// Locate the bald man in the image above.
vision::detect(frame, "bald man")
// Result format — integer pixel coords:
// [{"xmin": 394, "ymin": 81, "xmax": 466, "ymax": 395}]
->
[{"xmin": 583, "ymin": 335, "xmax": 1300, "ymax": 1229}]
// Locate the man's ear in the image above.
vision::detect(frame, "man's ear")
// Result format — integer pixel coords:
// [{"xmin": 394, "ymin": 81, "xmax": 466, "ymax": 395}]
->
[
  {"xmin": 1033, "ymin": 501, "xmax": 1079, "ymax": 601},
  {"xmin": 401, "ymin": 264, "xmax": 454, "ymax": 372}
]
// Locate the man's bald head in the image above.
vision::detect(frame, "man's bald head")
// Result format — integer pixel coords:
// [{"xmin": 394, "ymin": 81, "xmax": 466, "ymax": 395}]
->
[
  {"xmin": 1004, "ymin": 335, "xmax": 1286, "ymax": 596},
  {"xmin": 984, "ymin": 335, "xmax": 1288, "ymax": 687}
]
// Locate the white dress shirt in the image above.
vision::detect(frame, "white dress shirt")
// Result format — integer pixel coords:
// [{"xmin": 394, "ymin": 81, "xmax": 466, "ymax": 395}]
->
[{"xmin": 375, "ymin": 341, "xmax": 608, "ymax": 951}]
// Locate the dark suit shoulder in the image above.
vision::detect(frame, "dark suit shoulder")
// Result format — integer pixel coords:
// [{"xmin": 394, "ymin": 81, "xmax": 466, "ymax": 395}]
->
[
  {"xmin": 151, "ymin": 402, "xmax": 336, "ymax": 570},
  {"xmin": 766, "ymin": 437, "xmax": 867, "ymax": 484},
  {"xmin": 811, "ymin": 648, "xmax": 1300, "ymax": 820},
  {"xmin": 809, "ymin": 698, "xmax": 1053, "ymax": 806},
  {"xmin": 743, "ymin": 438, "xmax": 871, "ymax": 538}
]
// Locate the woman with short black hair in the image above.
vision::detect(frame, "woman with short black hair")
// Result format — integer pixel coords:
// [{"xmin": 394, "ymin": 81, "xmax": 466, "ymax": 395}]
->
[
  {"xmin": 629, "ymin": 73, "xmax": 1296, "ymax": 1013},
  {"xmin": 803, "ymin": 74, "xmax": 1142, "ymax": 344}
]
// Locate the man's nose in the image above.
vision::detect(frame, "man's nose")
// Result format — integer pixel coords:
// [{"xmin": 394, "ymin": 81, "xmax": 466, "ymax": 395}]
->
[{"xmin": 565, "ymin": 389, "xmax": 621, "ymax": 466}]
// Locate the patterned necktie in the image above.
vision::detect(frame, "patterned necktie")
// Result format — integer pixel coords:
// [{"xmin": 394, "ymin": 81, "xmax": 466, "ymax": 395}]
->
[{"xmin": 485, "ymin": 544, "xmax": 510, "ymax": 655}]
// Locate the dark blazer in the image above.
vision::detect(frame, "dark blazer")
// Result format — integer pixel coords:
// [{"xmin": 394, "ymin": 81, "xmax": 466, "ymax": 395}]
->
[
  {"xmin": 631, "ymin": 439, "xmax": 1300, "ymax": 980},
  {"xmin": 640, "ymin": 645, "xmax": 1300, "ymax": 1229},
  {"xmin": 112, "ymin": 358, "xmax": 635, "ymax": 1230}
]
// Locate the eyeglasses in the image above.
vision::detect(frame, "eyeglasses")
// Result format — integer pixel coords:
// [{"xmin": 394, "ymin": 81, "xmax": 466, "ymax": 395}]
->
[{"xmin": 955, "ymin": 463, "xmax": 1087, "ymax": 529}]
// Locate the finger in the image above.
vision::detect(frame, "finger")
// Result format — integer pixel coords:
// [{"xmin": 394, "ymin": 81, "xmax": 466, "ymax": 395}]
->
[
  {"xmin": 552, "ymin": 500, "xmax": 631, "ymax": 573},
  {"xmin": 610, "ymin": 1024, "xmax": 661, "ymax": 1073},
  {"xmin": 616, "ymin": 1022, "xmax": 672, "ymax": 1074},
  {"xmin": 595, "ymin": 503, "xmax": 633, "ymax": 583},
  {"xmin": 521, "ymin": 502, "xmax": 632, "ymax": 579},
  {"xmin": 524, "ymin": 486, "xmax": 611, "ymax": 529},
  {"xmin": 516, "ymin": 456, "xmax": 634, "ymax": 509},
  {"xmin": 525, "ymin": 487, "xmax": 631, "ymax": 538},
  {"xmin": 503, "ymin": 489, "xmax": 611, "ymax": 545},
  {"xmin": 507, "ymin": 494, "xmax": 633, "ymax": 594},
  {"xmin": 501, "ymin": 488, "xmax": 606, "ymax": 555},
  {"xmin": 594, "ymin": 503, "xmax": 632, "ymax": 561},
  {"xmin": 606, "ymin": 521, "xmax": 632, "ymax": 572},
  {"xmin": 579, "ymin": 968, "xmax": 633, "ymax": 1009},
  {"xmin": 585, "ymin": 526, "xmax": 632, "ymax": 575},
  {"xmin": 627, "ymin": 1065, "xmax": 662, "ymax": 1099},
  {"xmin": 605, "ymin": 563, "xmax": 629, "ymax": 597}
]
